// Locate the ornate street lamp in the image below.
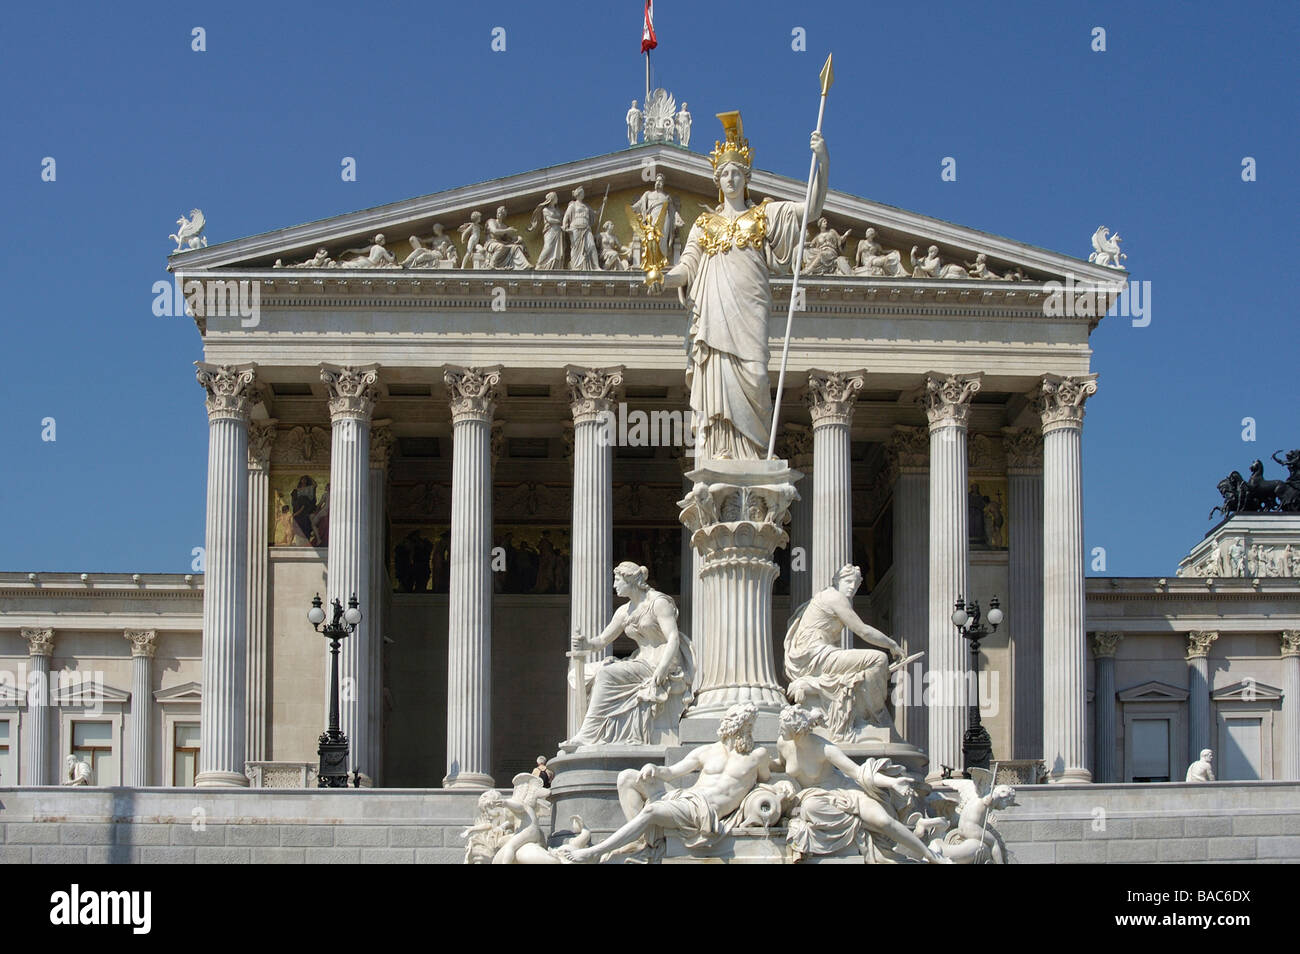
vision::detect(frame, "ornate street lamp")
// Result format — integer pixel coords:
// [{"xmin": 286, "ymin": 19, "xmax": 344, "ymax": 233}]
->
[
  {"xmin": 309, "ymin": 592, "xmax": 361, "ymax": 788},
  {"xmin": 952, "ymin": 594, "xmax": 1003, "ymax": 776}
]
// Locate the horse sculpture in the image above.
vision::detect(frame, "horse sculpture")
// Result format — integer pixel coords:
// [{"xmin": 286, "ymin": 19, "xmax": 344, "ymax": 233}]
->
[{"xmin": 1210, "ymin": 451, "xmax": 1300, "ymax": 519}]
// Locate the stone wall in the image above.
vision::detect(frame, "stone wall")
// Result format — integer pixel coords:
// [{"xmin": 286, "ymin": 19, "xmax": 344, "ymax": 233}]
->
[
  {"xmin": 2, "ymin": 780, "xmax": 1296, "ymax": 864},
  {"xmin": 999, "ymin": 780, "xmax": 1300, "ymax": 863}
]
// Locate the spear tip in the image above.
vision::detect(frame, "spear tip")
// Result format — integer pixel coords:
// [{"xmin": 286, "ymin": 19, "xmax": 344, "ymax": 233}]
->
[{"xmin": 819, "ymin": 53, "xmax": 834, "ymax": 95}]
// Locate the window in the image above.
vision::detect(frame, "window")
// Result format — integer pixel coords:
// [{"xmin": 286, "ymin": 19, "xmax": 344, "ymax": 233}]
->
[
  {"xmin": 72, "ymin": 721, "xmax": 117, "ymax": 786},
  {"xmin": 1130, "ymin": 718, "xmax": 1170, "ymax": 782},
  {"xmin": 173, "ymin": 723, "xmax": 200, "ymax": 786},
  {"xmin": 0, "ymin": 720, "xmax": 12, "ymax": 785},
  {"xmin": 1220, "ymin": 717, "xmax": 1263, "ymax": 780}
]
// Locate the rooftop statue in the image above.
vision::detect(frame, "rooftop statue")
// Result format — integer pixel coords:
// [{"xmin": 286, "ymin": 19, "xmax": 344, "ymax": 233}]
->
[
  {"xmin": 1210, "ymin": 451, "xmax": 1300, "ymax": 519},
  {"xmin": 169, "ymin": 209, "xmax": 207, "ymax": 252},
  {"xmin": 1088, "ymin": 225, "xmax": 1126, "ymax": 269},
  {"xmin": 336, "ymin": 233, "xmax": 398, "ymax": 268},
  {"xmin": 853, "ymin": 228, "xmax": 907, "ymax": 277},
  {"xmin": 645, "ymin": 111, "xmax": 829, "ymax": 460},
  {"xmin": 528, "ymin": 192, "xmax": 566, "ymax": 270}
]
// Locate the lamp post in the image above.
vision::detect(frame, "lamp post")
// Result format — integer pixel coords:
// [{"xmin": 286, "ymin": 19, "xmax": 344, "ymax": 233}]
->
[
  {"xmin": 952, "ymin": 594, "xmax": 1003, "ymax": 776},
  {"xmin": 309, "ymin": 593, "xmax": 361, "ymax": 788}
]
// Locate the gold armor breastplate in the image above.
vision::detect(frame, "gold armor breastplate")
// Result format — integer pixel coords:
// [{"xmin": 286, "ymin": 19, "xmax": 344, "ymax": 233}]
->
[{"xmin": 696, "ymin": 198, "xmax": 770, "ymax": 256}]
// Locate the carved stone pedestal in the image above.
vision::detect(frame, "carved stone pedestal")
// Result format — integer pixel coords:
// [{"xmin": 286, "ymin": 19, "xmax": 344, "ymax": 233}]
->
[
  {"xmin": 546, "ymin": 747, "xmax": 672, "ymax": 838},
  {"xmin": 677, "ymin": 459, "xmax": 800, "ymax": 743}
]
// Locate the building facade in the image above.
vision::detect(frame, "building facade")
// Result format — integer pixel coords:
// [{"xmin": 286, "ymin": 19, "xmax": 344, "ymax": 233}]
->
[{"xmin": 2, "ymin": 143, "xmax": 1296, "ymax": 791}]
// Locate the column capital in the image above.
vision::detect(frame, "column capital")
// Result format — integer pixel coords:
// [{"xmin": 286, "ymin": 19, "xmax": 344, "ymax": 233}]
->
[
  {"xmin": 21, "ymin": 627, "xmax": 54, "ymax": 657},
  {"xmin": 1186, "ymin": 630, "xmax": 1219, "ymax": 659},
  {"xmin": 1281, "ymin": 630, "xmax": 1300, "ymax": 658},
  {"xmin": 195, "ymin": 363, "xmax": 260, "ymax": 421},
  {"xmin": 124, "ymin": 629, "xmax": 158, "ymax": 658},
  {"xmin": 1036, "ymin": 373, "xmax": 1098, "ymax": 433},
  {"xmin": 564, "ymin": 365, "xmax": 624, "ymax": 424},
  {"xmin": 921, "ymin": 372, "xmax": 983, "ymax": 429},
  {"xmin": 777, "ymin": 422, "xmax": 814, "ymax": 470},
  {"xmin": 1091, "ymin": 631, "xmax": 1123, "ymax": 658},
  {"xmin": 320, "ymin": 364, "xmax": 381, "ymax": 420},
  {"xmin": 1001, "ymin": 425, "xmax": 1043, "ymax": 472},
  {"xmin": 370, "ymin": 420, "xmax": 396, "ymax": 469},
  {"xmin": 885, "ymin": 425, "xmax": 929, "ymax": 478},
  {"xmin": 248, "ymin": 419, "xmax": 278, "ymax": 470},
  {"xmin": 806, "ymin": 369, "xmax": 866, "ymax": 427},
  {"xmin": 443, "ymin": 365, "xmax": 502, "ymax": 424}
]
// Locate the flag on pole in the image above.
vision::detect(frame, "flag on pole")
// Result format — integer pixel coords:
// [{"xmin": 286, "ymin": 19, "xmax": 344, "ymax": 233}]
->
[{"xmin": 641, "ymin": 0, "xmax": 658, "ymax": 53}]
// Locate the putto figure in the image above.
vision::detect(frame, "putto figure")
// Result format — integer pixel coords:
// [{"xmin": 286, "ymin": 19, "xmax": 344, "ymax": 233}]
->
[
  {"xmin": 784, "ymin": 565, "xmax": 907, "ymax": 742},
  {"xmin": 650, "ymin": 111, "xmax": 829, "ymax": 460},
  {"xmin": 560, "ymin": 562, "xmax": 694, "ymax": 750},
  {"xmin": 561, "ymin": 703, "xmax": 769, "ymax": 863}
]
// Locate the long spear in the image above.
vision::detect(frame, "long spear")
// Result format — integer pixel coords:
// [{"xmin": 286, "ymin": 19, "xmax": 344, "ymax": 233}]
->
[{"xmin": 766, "ymin": 53, "xmax": 834, "ymax": 460}]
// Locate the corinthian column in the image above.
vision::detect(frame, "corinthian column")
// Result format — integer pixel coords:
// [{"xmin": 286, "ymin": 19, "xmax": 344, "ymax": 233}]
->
[
  {"xmin": 780, "ymin": 423, "xmax": 815, "ymax": 610},
  {"xmin": 442, "ymin": 365, "xmax": 501, "ymax": 789},
  {"xmin": 923, "ymin": 372, "xmax": 981, "ymax": 779},
  {"xmin": 886, "ymin": 426, "xmax": 929, "ymax": 746},
  {"xmin": 1004, "ymin": 426, "xmax": 1044, "ymax": 760},
  {"xmin": 245, "ymin": 417, "xmax": 276, "ymax": 764},
  {"xmin": 124, "ymin": 630, "xmax": 157, "ymax": 787},
  {"xmin": 807, "ymin": 370, "xmax": 865, "ymax": 650},
  {"xmin": 1186, "ymin": 630, "xmax": 1218, "ymax": 763},
  {"xmin": 21, "ymin": 628, "xmax": 54, "ymax": 786},
  {"xmin": 1039, "ymin": 373, "xmax": 1098, "ymax": 783},
  {"xmin": 1091, "ymin": 632, "xmax": 1122, "ymax": 783},
  {"xmin": 1281, "ymin": 631, "xmax": 1300, "ymax": 780},
  {"xmin": 564, "ymin": 365, "xmax": 623, "ymax": 739},
  {"xmin": 679, "ymin": 461, "xmax": 798, "ymax": 735},
  {"xmin": 320, "ymin": 364, "xmax": 380, "ymax": 779},
  {"xmin": 368, "ymin": 421, "xmax": 394, "ymax": 784},
  {"xmin": 194, "ymin": 363, "xmax": 259, "ymax": 787}
]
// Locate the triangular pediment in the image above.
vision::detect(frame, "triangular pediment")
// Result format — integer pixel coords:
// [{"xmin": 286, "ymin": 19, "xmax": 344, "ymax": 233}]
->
[
  {"xmin": 54, "ymin": 680, "xmax": 130, "ymax": 705},
  {"xmin": 154, "ymin": 681, "xmax": 202, "ymax": 703},
  {"xmin": 1212, "ymin": 681, "xmax": 1282, "ymax": 703},
  {"xmin": 1118, "ymin": 681, "xmax": 1189, "ymax": 703},
  {"xmin": 168, "ymin": 144, "xmax": 1123, "ymax": 288}
]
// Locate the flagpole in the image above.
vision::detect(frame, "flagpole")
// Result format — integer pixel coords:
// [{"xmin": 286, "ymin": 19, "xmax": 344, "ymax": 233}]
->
[{"xmin": 766, "ymin": 54, "xmax": 834, "ymax": 460}]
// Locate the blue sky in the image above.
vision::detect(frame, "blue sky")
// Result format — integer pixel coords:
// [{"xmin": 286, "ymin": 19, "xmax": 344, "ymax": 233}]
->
[{"xmin": 0, "ymin": 0, "xmax": 1294, "ymax": 575}]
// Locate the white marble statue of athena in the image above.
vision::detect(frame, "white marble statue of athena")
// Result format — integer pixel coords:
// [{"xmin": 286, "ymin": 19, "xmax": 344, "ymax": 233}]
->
[{"xmin": 654, "ymin": 113, "xmax": 828, "ymax": 460}]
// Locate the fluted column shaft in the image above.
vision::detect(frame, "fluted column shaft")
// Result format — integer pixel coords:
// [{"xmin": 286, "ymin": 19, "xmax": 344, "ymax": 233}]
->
[
  {"xmin": 888, "ymin": 425, "xmax": 929, "ymax": 746},
  {"xmin": 368, "ymin": 422, "xmax": 394, "ymax": 785},
  {"xmin": 679, "ymin": 463, "xmax": 798, "ymax": 720},
  {"xmin": 20, "ymin": 629, "xmax": 54, "ymax": 786},
  {"xmin": 195, "ymin": 363, "xmax": 258, "ymax": 787},
  {"xmin": 924, "ymin": 374, "xmax": 981, "ymax": 779},
  {"xmin": 443, "ymin": 366, "xmax": 501, "ymax": 789},
  {"xmin": 782, "ymin": 424, "xmax": 815, "ymax": 612},
  {"xmin": 1186, "ymin": 631, "xmax": 1218, "ymax": 763},
  {"xmin": 245, "ymin": 418, "xmax": 275, "ymax": 764},
  {"xmin": 565, "ymin": 367, "xmax": 622, "ymax": 737},
  {"xmin": 1040, "ymin": 374, "xmax": 1097, "ymax": 783},
  {"xmin": 125, "ymin": 630, "xmax": 157, "ymax": 786},
  {"xmin": 1005, "ymin": 427, "xmax": 1044, "ymax": 760},
  {"xmin": 321, "ymin": 365, "xmax": 379, "ymax": 779},
  {"xmin": 1091, "ymin": 633, "xmax": 1122, "ymax": 783},
  {"xmin": 1281, "ymin": 632, "xmax": 1300, "ymax": 780},
  {"xmin": 807, "ymin": 371, "xmax": 864, "ymax": 649}
]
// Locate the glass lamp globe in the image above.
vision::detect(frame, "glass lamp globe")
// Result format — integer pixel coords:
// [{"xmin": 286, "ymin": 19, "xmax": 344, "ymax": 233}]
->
[
  {"xmin": 344, "ymin": 606, "xmax": 362, "ymax": 626},
  {"xmin": 307, "ymin": 596, "xmax": 326, "ymax": 627},
  {"xmin": 988, "ymin": 605, "xmax": 1004, "ymax": 626},
  {"xmin": 951, "ymin": 607, "xmax": 969, "ymax": 628}
]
